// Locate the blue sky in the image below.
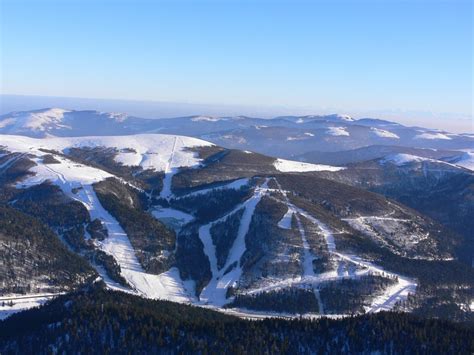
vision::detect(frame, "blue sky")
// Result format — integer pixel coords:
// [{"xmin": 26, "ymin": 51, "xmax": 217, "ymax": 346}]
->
[{"xmin": 1, "ymin": 0, "xmax": 472, "ymax": 130}]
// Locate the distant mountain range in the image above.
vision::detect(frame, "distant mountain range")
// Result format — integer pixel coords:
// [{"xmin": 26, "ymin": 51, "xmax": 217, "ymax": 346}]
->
[{"xmin": 0, "ymin": 108, "xmax": 472, "ymax": 161}]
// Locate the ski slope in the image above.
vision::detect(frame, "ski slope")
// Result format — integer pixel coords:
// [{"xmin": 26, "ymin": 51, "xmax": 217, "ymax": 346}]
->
[
  {"xmin": 72, "ymin": 185, "xmax": 194, "ymax": 302},
  {"xmin": 198, "ymin": 180, "xmax": 269, "ymax": 306}
]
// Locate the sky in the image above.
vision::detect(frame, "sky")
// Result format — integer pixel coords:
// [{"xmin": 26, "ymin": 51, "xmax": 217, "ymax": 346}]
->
[{"xmin": 0, "ymin": 0, "xmax": 472, "ymax": 132}]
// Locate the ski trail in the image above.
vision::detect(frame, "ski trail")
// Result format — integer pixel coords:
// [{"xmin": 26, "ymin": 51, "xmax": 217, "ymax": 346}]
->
[
  {"xmin": 314, "ymin": 288, "xmax": 324, "ymax": 314},
  {"xmin": 271, "ymin": 177, "xmax": 416, "ymax": 314},
  {"xmin": 71, "ymin": 185, "xmax": 194, "ymax": 302},
  {"xmin": 0, "ymin": 153, "xmax": 26, "ymax": 172},
  {"xmin": 160, "ymin": 136, "xmax": 178, "ymax": 199},
  {"xmin": 198, "ymin": 179, "xmax": 269, "ymax": 306},
  {"xmin": 295, "ymin": 214, "xmax": 315, "ymax": 278},
  {"xmin": 275, "ymin": 178, "xmax": 325, "ymax": 313}
]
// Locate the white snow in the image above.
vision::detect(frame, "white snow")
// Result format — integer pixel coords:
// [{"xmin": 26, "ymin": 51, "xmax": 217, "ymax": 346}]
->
[
  {"xmin": 381, "ymin": 153, "xmax": 462, "ymax": 171},
  {"xmin": 71, "ymin": 185, "xmax": 194, "ymax": 303},
  {"xmin": 0, "ymin": 118, "xmax": 15, "ymax": 129},
  {"xmin": 286, "ymin": 136, "xmax": 308, "ymax": 141},
  {"xmin": 273, "ymin": 158, "xmax": 344, "ymax": 172},
  {"xmin": 0, "ymin": 133, "xmax": 212, "ymax": 198},
  {"xmin": 0, "ymin": 134, "xmax": 211, "ymax": 173},
  {"xmin": 371, "ymin": 127, "xmax": 400, "ymax": 139},
  {"xmin": 277, "ymin": 208, "xmax": 293, "ymax": 229},
  {"xmin": 0, "ymin": 293, "xmax": 61, "ymax": 320},
  {"xmin": 0, "ymin": 108, "xmax": 70, "ymax": 133},
  {"xmin": 151, "ymin": 207, "xmax": 194, "ymax": 224},
  {"xmin": 191, "ymin": 116, "xmax": 221, "ymax": 122},
  {"xmin": 381, "ymin": 153, "xmax": 431, "ymax": 166},
  {"xmin": 415, "ymin": 132, "xmax": 452, "ymax": 140},
  {"xmin": 286, "ymin": 133, "xmax": 315, "ymax": 141},
  {"xmin": 17, "ymin": 155, "xmax": 113, "ymax": 189},
  {"xmin": 450, "ymin": 152, "xmax": 474, "ymax": 171},
  {"xmin": 151, "ymin": 207, "xmax": 194, "ymax": 231},
  {"xmin": 327, "ymin": 126, "xmax": 350, "ymax": 136},
  {"xmin": 335, "ymin": 114, "xmax": 354, "ymax": 122},
  {"xmin": 104, "ymin": 112, "xmax": 129, "ymax": 122}
]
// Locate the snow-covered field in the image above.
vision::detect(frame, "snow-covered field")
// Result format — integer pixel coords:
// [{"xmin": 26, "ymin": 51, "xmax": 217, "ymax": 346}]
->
[
  {"xmin": 273, "ymin": 158, "xmax": 344, "ymax": 172},
  {"xmin": 1, "ymin": 133, "xmax": 211, "ymax": 173},
  {"xmin": 0, "ymin": 293, "xmax": 63, "ymax": 320}
]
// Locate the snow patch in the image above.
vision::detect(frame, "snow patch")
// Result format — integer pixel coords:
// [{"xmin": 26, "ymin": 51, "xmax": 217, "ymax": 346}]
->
[
  {"xmin": 415, "ymin": 132, "xmax": 452, "ymax": 140},
  {"xmin": 381, "ymin": 154, "xmax": 431, "ymax": 166},
  {"xmin": 0, "ymin": 293, "xmax": 60, "ymax": 320},
  {"xmin": 371, "ymin": 127, "xmax": 400, "ymax": 139},
  {"xmin": 273, "ymin": 158, "xmax": 344, "ymax": 172},
  {"xmin": 277, "ymin": 208, "xmax": 293, "ymax": 229},
  {"xmin": 151, "ymin": 207, "xmax": 194, "ymax": 231},
  {"xmin": 327, "ymin": 126, "xmax": 350, "ymax": 136},
  {"xmin": 335, "ymin": 114, "xmax": 354, "ymax": 122},
  {"xmin": 191, "ymin": 116, "xmax": 221, "ymax": 122}
]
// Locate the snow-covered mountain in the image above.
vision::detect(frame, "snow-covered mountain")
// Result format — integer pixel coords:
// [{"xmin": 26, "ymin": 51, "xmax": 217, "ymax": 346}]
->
[
  {"xmin": 2, "ymin": 132, "xmax": 471, "ymax": 321},
  {"xmin": 1, "ymin": 109, "xmax": 472, "ymax": 159}
]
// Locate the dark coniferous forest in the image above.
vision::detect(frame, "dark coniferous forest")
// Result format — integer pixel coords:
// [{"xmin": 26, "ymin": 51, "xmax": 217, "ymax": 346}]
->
[{"xmin": 1, "ymin": 283, "xmax": 473, "ymax": 354}]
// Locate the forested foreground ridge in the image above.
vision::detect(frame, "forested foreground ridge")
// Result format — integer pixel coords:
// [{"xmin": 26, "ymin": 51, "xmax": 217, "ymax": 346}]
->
[{"xmin": 1, "ymin": 284, "xmax": 472, "ymax": 354}]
